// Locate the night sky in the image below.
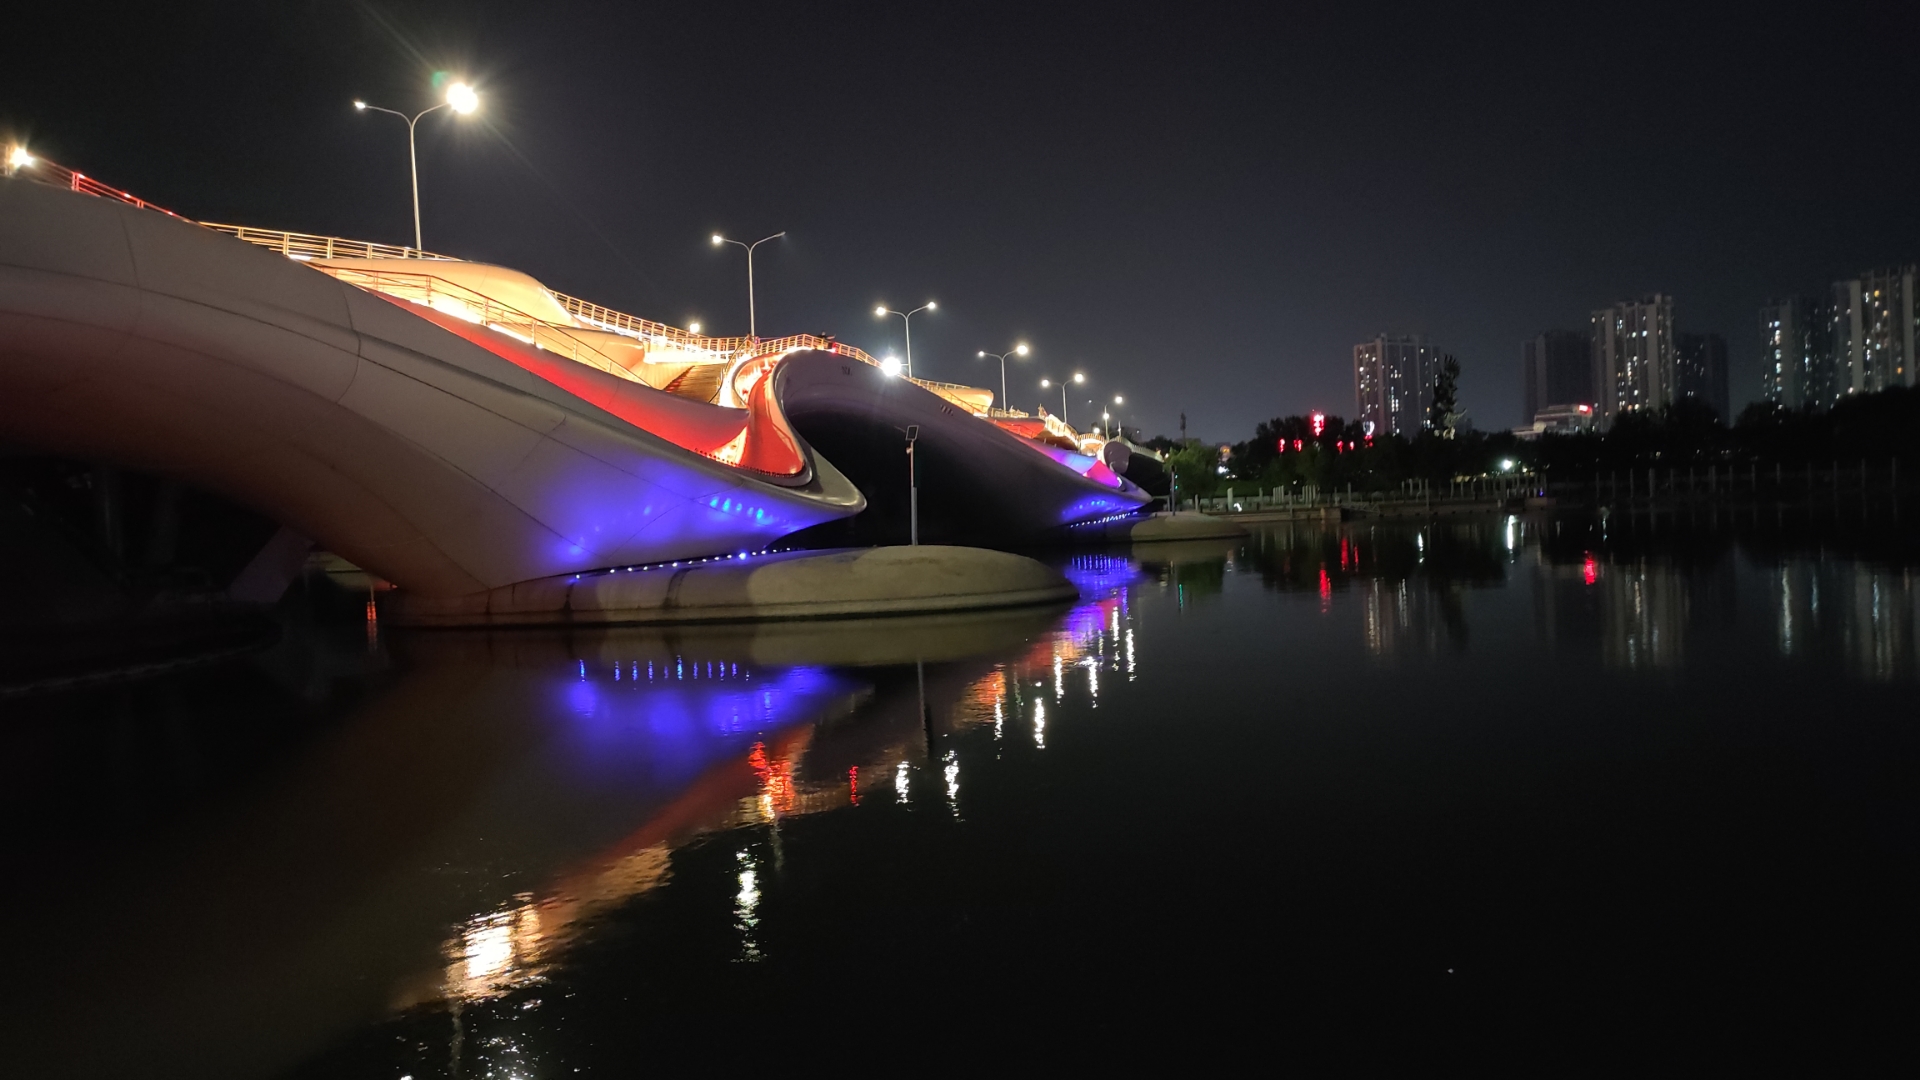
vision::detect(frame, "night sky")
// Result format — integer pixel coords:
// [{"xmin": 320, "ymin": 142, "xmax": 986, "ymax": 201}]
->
[{"xmin": 10, "ymin": 2, "xmax": 1919, "ymax": 438}]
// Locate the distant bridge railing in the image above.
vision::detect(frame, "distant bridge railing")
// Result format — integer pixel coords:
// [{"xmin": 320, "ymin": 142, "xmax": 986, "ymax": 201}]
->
[
  {"xmin": 201, "ymin": 224, "xmax": 454, "ymax": 262},
  {"xmin": 552, "ymin": 293, "xmax": 744, "ymax": 353},
  {"xmin": 5, "ymin": 148, "xmax": 187, "ymax": 220}
]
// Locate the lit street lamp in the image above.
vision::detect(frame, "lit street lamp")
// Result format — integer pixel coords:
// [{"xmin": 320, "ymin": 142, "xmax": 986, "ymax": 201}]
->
[
  {"xmin": 353, "ymin": 80, "xmax": 479, "ymax": 250},
  {"xmin": 1037, "ymin": 372, "xmax": 1086, "ymax": 424},
  {"xmin": 976, "ymin": 344, "xmax": 1029, "ymax": 413},
  {"xmin": 712, "ymin": 231, "xmax": 786, "ymax": 338},
  {"xmin": 875, "ymin": 302, "xmax": 936, "ymax": 379}
]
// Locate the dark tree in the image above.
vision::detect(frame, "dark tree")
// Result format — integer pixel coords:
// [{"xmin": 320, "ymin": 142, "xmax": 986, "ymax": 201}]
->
[{"xmin": 1429, "ymin": 353, "xmax": 1462, "ymax": 438}]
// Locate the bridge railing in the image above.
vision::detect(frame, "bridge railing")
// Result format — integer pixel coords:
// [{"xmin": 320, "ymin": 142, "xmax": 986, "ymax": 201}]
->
[
  {"xmin": 200, "ymin": 224, "xmax": 455, "ymax": 262},
  {"xmin": 308, "ymin": 265, "xmax": 638, "ymax": 383},
  {"xmin": 5, "ymin": 148, "xmax": 187, "ymax": 219},
  {"xmin": 551, "ymin": 293, "xmax": 745, "ymax": 353}
]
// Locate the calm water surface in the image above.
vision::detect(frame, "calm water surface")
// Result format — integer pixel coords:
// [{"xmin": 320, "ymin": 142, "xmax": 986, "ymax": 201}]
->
[{"xmin": 6, "ymin": 512, "xmax": 1917, "ymax": 1074}]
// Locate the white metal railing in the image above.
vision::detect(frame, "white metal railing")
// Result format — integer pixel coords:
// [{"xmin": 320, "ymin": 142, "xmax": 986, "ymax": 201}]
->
[
  {"xmin": 201, "ymin": 224, "xmax": 456, "ymax": 262},
  {"xmin": 552, "ymin": 293, "xmax": 745, "ymax": 355},
  {"xmin": 309, "ymin": 265, "xmax": 637, "ymax": 383}
]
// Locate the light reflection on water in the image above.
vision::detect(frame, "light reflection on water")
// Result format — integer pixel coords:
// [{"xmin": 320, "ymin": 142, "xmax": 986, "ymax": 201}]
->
[{"xmin": 4, "ymin": 511, "xmax": 1918, "ymax": 1077}]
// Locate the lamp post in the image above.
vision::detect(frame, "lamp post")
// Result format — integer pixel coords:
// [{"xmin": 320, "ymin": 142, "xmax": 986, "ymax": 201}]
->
[
  {"xmin": 711, "ymin": 231, "xmax": 786, "ymax": 337},
  {"xmin": 353, "ymin": 81, "xmax": 479, "ymax": 250},
  {"xmin": 875, "ymin": 302, "xmax": 936, "ymax": 378},
  {"xmin": 1038, "ymin": 372, "xmax": 1086, "ymax": 425},
  {"xmin": 904, "ymin": 424, "xmax": 921, "ymax": 546},
  {"xmin": 976, "ymin": 344, "xmax": 1029, "ymax": 413},
  {"xmin": 1106, "ymin": 395, "xmax": 1125, "ymax": 439}
]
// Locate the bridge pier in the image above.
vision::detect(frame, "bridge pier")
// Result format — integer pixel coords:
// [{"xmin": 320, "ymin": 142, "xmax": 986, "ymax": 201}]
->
[{"xmin": 389, "ymin": 545, "xmax": 1077, "ymax": 628}]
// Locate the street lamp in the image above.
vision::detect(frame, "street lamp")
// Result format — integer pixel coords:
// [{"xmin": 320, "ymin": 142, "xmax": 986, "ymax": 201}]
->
[
  {"xmin": 1037, "ymin": 372, "xmax": 1086, "ymax": 424},
  {"xmin": 875, "ymin": 301, "xmax": 936, "ymax": 379},
  {"xmin": 976, "ymin": 343, "xmax": 1029, "ymax": 413},
  {"xmin": 353, "ymin": 80, "xmax": 479, "ymax": 250},
  {"xmin": 712, "ymin": 231, "xmax": 786, "ymax": 338}
]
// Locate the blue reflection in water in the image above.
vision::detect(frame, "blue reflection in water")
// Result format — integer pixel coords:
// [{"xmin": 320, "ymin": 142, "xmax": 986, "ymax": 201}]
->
[
  {"xmin": 554, "ymin": 661, "xmax": 855, "ymax": 788},
  {"xmin": 1059, "ymin": 553, "xmax": 1147, "ymax": 599}
]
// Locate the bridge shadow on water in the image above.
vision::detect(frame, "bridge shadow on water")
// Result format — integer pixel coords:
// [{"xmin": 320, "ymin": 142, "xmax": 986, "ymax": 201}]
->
[{"xmin": 3, "ymin": 508, "xmax": 1916, "ymax": 1073}]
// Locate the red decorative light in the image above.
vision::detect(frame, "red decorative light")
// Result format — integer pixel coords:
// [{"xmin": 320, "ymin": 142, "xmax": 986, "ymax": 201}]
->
[{"xmin": 1311, "ymin": 412, "xmax": 1326, "ymax": 437}]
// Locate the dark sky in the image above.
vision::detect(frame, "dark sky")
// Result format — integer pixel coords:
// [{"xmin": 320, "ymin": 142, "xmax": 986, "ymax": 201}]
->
[{"xmin": 10, "ymin": 1, "xmax": 1920, "ymax": 438}]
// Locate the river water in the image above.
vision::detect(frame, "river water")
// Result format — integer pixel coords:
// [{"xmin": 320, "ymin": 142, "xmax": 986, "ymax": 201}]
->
[{"xmin": 6, "ymin": 511, "xmax": 1916, "ymax": 1074}]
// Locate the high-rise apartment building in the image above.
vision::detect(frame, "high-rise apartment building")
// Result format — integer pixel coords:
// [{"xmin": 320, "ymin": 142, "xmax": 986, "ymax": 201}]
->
[
  {"xmin": 1522, "ymin": 329, "xmax": 1594, "ymax": 422},
  {"xmin": 1831, "ymin": 266, "xmax": 1918, "ymax": 397},
  {"xmin": 1354, "ymin": 334, "xmax": 1438, "ymax": 438},
  {"xmin": 1676, "ymin": 332, "xmax": 1730, "ymax": 422},
  {"xmin": 1763, "ymin": 265, "xmax": 1915, "ymax": 412},
  {"xmin": 1760, "ymin": 297, "xmax": 1824, "ymax": 410},
  {"xmin": 1589, "ymin": 295, "xmax": 1676, "ymax": 425}
]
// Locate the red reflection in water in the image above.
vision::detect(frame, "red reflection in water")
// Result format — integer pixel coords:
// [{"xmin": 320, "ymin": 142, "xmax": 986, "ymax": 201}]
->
[
  {"xmin": 748, "ymin": 742, "xmax": 797, "ymax": 816},
  {"xmin": 848, "ymin": 767, "xmax": 860, "ymax": 807},
  {"xmin": 1319, "ymin": 565, "xmax": 1332, "ymax": 612},
  {"xmin": 1583, "ymin": 555, "xmax": 1599, "ymax": 585}
]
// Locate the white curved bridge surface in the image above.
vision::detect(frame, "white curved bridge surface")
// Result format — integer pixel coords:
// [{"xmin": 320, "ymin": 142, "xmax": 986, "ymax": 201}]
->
[{"xmin": 0, "ymin": 180, "xmax": 863, "ymax": 596}]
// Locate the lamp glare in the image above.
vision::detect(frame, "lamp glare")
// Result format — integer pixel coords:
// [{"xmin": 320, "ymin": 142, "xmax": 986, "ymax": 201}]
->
[{"xmin": 446, "ymin": 82, "xmax": 479, "ymax": 114}]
